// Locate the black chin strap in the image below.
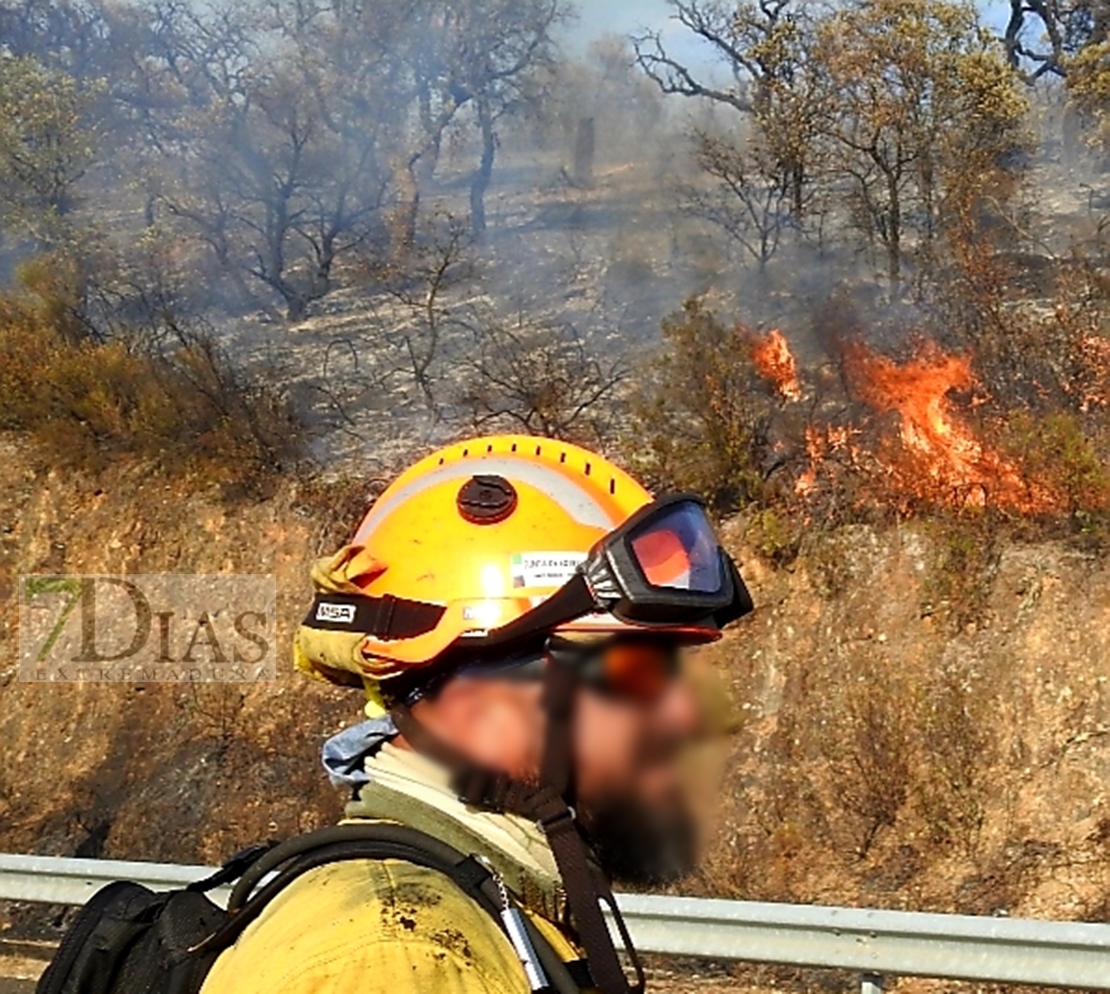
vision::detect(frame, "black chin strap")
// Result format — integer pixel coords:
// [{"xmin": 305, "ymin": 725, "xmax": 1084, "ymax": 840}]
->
[
  {"xmin": 390, "ymin": 658, "xmax": 645, "ymax": 994},
  {"xmin": 539, "ymin": 652, "xmax": 577, "ymax": 800}
]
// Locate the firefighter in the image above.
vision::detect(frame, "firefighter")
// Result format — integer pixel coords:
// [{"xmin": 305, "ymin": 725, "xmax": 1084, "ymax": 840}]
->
[{"xmin": 200, "ymin": 435, "xmax": 753, "ymax": 994}]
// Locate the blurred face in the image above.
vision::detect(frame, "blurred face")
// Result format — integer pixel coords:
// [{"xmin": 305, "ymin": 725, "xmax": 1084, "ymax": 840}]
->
[
  {"xmin": 412, "ymin": 638, "xmax": 708, "ymax": 885},
  {"xmin": 572, "ymin": 640, "xmax": 704, "ymax": 886}
]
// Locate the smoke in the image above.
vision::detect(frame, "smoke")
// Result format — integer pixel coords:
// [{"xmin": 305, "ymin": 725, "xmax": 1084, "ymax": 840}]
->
[{"xmin": 1, "ymin": 0, "xmax": 1109, "ymax": 479}]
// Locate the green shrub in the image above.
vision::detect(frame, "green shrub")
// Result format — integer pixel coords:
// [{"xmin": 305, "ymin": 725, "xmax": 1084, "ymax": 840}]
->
[
  {"xmin": 630, "ymin": 298, "xmax": 770, "ymax": 512},
  {"xmin": 744, "ymin": 507, "xmax": 803, "ymax": 566},
  {"xmin": 920, "ymin": 515, "xmax": 1002, "ymax": 631},
  {"xmin": 1001, "ymin": 409, "xmax": 1110, "ymax": 520}
]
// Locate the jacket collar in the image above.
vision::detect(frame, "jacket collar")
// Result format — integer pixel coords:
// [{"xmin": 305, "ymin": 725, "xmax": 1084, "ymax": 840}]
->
[{"xmin": 345, "ymin": 742, "xmax": 567, "ymax": 921}]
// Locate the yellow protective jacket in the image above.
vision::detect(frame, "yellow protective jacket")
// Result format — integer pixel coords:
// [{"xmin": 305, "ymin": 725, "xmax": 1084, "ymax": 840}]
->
[{"xmin": 200, "ymin": 743, "xmax": 589, "ymax": 994}]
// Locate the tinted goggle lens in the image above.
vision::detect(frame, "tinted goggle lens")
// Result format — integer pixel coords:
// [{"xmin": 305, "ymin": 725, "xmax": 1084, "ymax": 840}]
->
[{"xmin": 627, "ymin": 500, "xmax": 724, "ymax": 595}]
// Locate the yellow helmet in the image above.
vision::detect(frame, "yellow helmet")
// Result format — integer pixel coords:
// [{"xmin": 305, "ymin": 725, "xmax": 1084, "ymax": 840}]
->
[{"xmin": 295, "ymin": 435, "xmax": 746, "ymax": 700}]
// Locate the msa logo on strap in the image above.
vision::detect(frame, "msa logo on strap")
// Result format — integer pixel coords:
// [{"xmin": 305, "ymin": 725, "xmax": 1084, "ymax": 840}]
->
[{"xmin": 316, "ymin": 602, "xmax": 356, "ymax": 625}]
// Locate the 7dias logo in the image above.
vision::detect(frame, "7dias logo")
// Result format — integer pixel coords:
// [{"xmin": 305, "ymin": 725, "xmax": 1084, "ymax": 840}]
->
[{"xmin": 18, "ymin": 575, "xmax": 277, "ymax": 683}]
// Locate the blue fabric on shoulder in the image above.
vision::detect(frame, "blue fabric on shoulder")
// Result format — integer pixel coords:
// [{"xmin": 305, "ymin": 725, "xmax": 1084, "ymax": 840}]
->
[{"xmin": 321, "ymin": 716, "xmax": 398, "ymax": 788}]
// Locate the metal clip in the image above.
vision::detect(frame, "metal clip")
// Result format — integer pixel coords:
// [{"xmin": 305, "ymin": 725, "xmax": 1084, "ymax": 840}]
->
[{"xmin": 491, "ymin": 868, "xmax": 549, "ymax": 993}]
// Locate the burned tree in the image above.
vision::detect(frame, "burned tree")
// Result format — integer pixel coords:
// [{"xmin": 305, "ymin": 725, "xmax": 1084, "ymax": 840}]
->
[
  {"xmin": 572, "ymin": 117, "xmax": 596, "ymax": 188},
  {"xmin": 164, "ymin": 61, "xmax": 390, "ymax": 321},
  {"xmin": 634, "ymin": 2, "xmax": 822, "ymax": 246},
  {"xmin": 685, "ymin": 133, "xmax": 794, "ymax": 268},
  {"xmin": 633, "ymin": 0, "xmax": 773, "ymax": 113},
  {"xmin": 1002, "ymin": 1, "xmax": 1109, "ymax": 80},
  {"xmin": 152, "ymin": 1, "xmax": 405, "ymax": 319},
  {"xmin": 441, "ymin": 0, "xmax": 569, "ymax": 238}
]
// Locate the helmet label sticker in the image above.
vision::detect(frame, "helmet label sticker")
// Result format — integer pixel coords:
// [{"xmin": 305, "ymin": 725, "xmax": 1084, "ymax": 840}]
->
[
  {"xmin": 511, "ymin": 552, "xmax": 587, "ymax": 590},
  {"xmin": 316, "ymin": 602, "xmax": 357, "ymax": 625}
]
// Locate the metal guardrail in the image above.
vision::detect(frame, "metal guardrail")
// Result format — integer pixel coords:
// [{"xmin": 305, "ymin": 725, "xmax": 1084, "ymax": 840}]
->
[
  {"xmin": 613, "ymin": 894, "xmax": 1110, "ymax": 990},
  {"xmin": 0, "ymin": 853, "xmax": 237, "ymax": 910},
  {"xmin": 2, "ymin": 853, "xmax": 1109, "ymax": 992}
]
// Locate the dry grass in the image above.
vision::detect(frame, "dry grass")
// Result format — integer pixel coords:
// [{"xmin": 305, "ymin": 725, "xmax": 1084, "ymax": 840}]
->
[{"xmin": 0, "ymin": 275, "xmax": 303, "ymax": 494}]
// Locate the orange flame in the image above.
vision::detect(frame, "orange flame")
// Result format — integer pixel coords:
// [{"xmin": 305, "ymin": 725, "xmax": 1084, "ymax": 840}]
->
[
  {"xmin": 839, "ymin": 341, "xmax": 1046, "ymax": 511},
  {"xmin": 796, "ymin": 423, "xmax": 864, "ymax": 498},
  {"xmin": 753, "ymin": 329, "xmax": 802, "ymax": 402},
  {"xmin": 1078, "ymin": 335, "xmax": 1110, "ymax": 412}
]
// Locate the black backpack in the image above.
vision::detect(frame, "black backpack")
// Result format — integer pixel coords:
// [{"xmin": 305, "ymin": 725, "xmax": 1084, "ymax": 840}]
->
[{"xmin": 36, "ymin": 823, "xmax": 585, "ymax": 994}]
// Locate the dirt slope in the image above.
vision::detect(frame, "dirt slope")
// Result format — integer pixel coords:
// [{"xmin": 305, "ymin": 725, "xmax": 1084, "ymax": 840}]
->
[
  {"xmin": 700, "ymin": 518, "xmax": 1110, "ymax": 923},
  {"xmin": 0, "ymin": 437, "xmax": 1106, "ymax": 938},
  {"xmin": 0, "ymin": 437, "xmax": 354, "ymax": 866}
]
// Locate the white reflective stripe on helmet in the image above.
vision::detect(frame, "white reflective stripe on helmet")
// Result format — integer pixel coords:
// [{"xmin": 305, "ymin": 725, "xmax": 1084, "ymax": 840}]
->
[{"xmin": 357, "ymin": 456, "xmax": 621, "ymax": 540}]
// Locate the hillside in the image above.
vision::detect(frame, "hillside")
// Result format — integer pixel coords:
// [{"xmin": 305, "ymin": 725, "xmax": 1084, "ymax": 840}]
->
[
  {"xmin": 5, "ymin": 1, "xmax": 1110, "ymax": 991},
  {"xmin": 1, "ymin": 435, "xmax": 1106, "ymax": 949}
]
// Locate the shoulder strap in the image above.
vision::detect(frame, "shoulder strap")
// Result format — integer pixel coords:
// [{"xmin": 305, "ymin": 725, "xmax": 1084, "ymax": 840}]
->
[
  {"xmin": 184, "ymin": 843, "xmax": 276, "ymax": 894},
  {"xmin": 348, "ymin": 780, "xmax": 563, "ymax": 919},
  {"xmin": 194, "ymin": 823, "xmax": 584, "ymax": 994}
]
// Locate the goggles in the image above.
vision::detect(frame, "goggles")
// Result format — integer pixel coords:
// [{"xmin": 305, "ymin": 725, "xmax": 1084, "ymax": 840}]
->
[
  {"xmin": 481, "ymin": 494, "xmax": 753, "ymax": 651},
  {"xmin": 585, "ymin": 494, "xmax": 747, "ymax": 624}
]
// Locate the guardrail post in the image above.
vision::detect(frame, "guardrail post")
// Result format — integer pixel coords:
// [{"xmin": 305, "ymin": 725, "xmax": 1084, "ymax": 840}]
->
[{"xmin": 860, "ymin": 972, "xmax": 883, "ymax": 994}]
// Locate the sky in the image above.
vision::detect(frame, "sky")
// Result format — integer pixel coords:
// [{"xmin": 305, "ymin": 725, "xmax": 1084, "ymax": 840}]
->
[{"xmin": 562, "ymin": 0, "xmax": 707, "ymax": 63}]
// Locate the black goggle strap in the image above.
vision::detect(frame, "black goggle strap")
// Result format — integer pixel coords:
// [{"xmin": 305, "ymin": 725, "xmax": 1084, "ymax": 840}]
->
[
  {"xmin": 476, "ymin": 560, "xmax": 747, "ymax": 655},
  {"xmin": 476, "ymin": 573, "xmax": 600, "ymax": 651},
  {"xmin": 540, "ymin": 649, "xmax": 578, "ymax": 801}
]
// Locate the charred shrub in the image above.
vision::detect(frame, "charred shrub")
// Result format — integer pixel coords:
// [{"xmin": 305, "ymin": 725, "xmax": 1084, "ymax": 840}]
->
[
  {"xmin": 817, "ymin": 658, "xmax": 915, "ymax": 860},
  {"xmin": 456, "ymin": 315, "xmax": 626, "ymax": 446},
  {"xmin": 917, "ymin": 660, "xmax": 995, "ymax": 856}
]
